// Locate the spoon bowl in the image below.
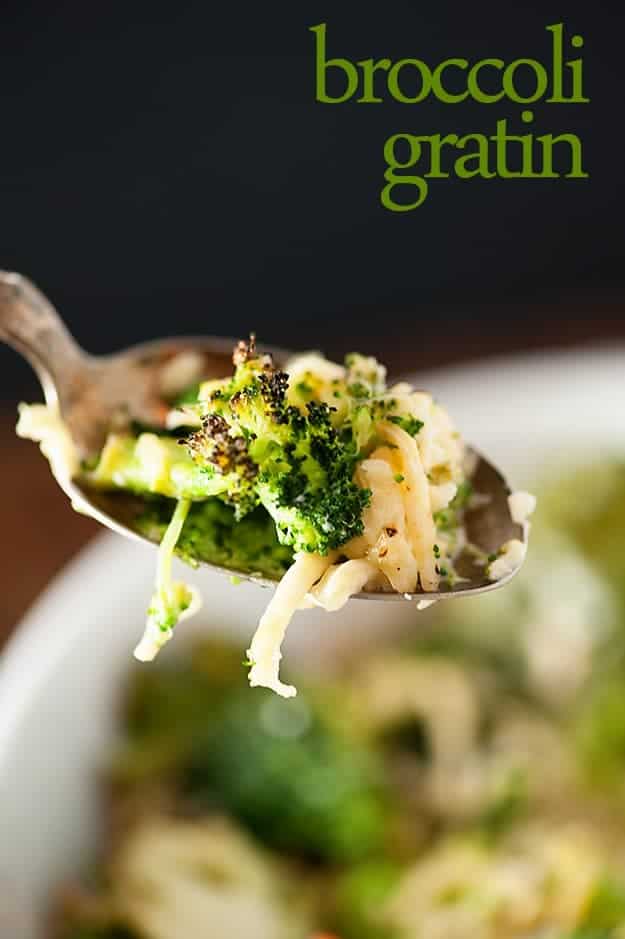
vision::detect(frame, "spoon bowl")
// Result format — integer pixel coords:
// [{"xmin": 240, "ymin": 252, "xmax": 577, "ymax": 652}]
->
[{"xmin": 0, "ymin": 271, "xmax": 526, "ymax": 602}]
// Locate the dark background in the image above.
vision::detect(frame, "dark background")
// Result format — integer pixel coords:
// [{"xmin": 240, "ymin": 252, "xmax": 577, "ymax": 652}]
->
[{"xmin": 0, "ymin": 0, "xmax": 623, "ymax": 399}]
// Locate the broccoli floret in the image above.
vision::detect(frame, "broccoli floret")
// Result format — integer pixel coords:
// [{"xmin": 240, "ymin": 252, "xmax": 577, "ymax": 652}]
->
[
  {"xmin": 88, "ymin": 344, "xmax": 399, "ymax": 559},
  {"xmin": 182, "ymin": 689, "xmax": 389, "ymax": 863},
  {"xmin": 184, "ymin": 351, "xmax": 370, "ymax": 554},
  {"xmin": 184, "ymin": 413, "xmax": 258, "ymax": 518}
]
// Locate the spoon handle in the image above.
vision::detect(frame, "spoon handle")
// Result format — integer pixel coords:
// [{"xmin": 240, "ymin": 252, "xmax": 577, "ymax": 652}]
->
[{"xmin": 0, "ymin": 271, "xmax": 85, "ymax": 406}]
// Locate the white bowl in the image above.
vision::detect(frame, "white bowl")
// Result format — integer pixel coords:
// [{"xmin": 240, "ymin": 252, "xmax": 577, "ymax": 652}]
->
[{"xmin": 1, "ymin": 346, "xmax": 624, "ymax": 937}]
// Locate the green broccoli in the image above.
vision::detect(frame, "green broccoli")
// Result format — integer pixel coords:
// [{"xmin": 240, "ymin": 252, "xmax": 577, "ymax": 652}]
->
[
  {"xmin": 186, "ymin": 343, "xmax": 371, "ymax": 554},
  {"xmin": 136, "ymin": 498, "xmax": 293, "ymax": 579},
  {"xmin": 86, "ymin": 343, "xmax": 414, "ymax": 563},
  {"xmin": 182, "ymin": 688, "xmax": 389, "ymax": 863}
]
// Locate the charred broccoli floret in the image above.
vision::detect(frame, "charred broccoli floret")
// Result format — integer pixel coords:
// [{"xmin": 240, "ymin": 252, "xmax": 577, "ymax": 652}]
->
[
  {"xmin": 184, "ymin": 412, "xmax": 258, "ymax": 517},
  {"xmin": 184, "ymin": 348, "xmax": 370, "ymax": 554}
]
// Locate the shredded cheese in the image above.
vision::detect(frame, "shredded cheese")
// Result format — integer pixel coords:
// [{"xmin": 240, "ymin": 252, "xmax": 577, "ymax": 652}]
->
[
  {"xmin": 488, "ymin": 538, "xmax": 527, "ymax": 581},
  {"xmin": 247, "ymin": 553, "xmax": 334, "ymax": 697},
  {"xmin": 509, "ymin": 490, "xmax": 537, "ymax": 525},
  {"xmin": 134, "ymin": 499, "xmax": 201, "ymax": 662},
  {"xmin": 16, "ymin": 402, "xmax": 79, "ymax": 484}
]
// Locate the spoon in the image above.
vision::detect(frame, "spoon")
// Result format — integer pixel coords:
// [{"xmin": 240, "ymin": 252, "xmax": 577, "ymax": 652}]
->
[{"xmin": 0, "ymin": 271, "xmax": 526, "ymax": 601}]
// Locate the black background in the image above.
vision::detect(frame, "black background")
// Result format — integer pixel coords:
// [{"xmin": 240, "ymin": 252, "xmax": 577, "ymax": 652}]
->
[{"xmin": 1, "ymin": 1, "xmax": 623, "ymax": 397}]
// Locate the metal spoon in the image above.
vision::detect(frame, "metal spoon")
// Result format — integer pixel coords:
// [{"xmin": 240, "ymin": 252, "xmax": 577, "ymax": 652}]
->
[{"xmin": 0, "ymin": 271, "xmax": 526, "ymax": 601}]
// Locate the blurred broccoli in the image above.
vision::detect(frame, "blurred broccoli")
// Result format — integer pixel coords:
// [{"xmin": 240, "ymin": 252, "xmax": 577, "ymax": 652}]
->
[
  {"xmin": 538, "ymin": 463, "xmax": 625, "ymax": 603},
  {"xmin": 575, "ymin": 677, "xmax": 625, "ymax": 787},
  {"xmin": 477, "ymin": 769, "xmax": 528, "ymax": 842},
  {"xmin": 112, "ymin": 640, "xmax": 247, "ymax": 781},
  {"xmin": 331, "ymin": 860, "xmax": 403, "ymax": 939},
  {"xmin": 182, "ymin": 688, "xmax": 389, "ymax": 863},
  {"xmin": 576, "ymin": 876, "xmax": 625, "ymax": 936},
  {"xmin": 185, "ymin": 342, "xmax": 370, "ymax": 553}
]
